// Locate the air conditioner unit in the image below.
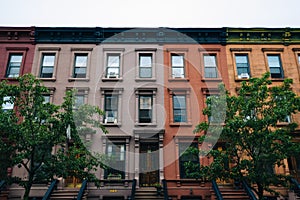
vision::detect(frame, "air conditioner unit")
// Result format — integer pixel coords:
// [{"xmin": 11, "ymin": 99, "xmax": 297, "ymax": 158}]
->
[
  {"xmin": 107, "ymin": 72, "xmax": 119, "ymax": 78},
  {"xmin": 238, "ymin": 73, "xmax": 250, "ymax": 79}
]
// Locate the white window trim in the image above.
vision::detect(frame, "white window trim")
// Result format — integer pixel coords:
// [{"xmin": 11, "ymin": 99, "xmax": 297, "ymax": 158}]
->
[
  {"xmin": 135, "ymin": 48, "xmax": 157, "ymax": 81},
  {"xmin": 37, "ymin": 47, "xmax": 61, "ymax": 81},
  {"xmin": 134, "ymin": 88, "xmax": 157, "ymax": 127},
  {"xmin": 100, "ymin": 87, "xmax": 123, "ymax": 126},
  {"xmin": 69, "ymin": 47, "xmax": 93, "ymax": 81},
  {"xmin": 102, "ymin": 48, "xmax": 125, "ymax": 81}
]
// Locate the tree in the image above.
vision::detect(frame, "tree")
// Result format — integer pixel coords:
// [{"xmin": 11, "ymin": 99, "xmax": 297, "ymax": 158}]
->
[
  {"xmin": 193, "ymin": 73, "xmax": 300, "ymax": 199},
  {"xmin": 0, "ymin": 74, "xmax": 107, "ymax": 200}
]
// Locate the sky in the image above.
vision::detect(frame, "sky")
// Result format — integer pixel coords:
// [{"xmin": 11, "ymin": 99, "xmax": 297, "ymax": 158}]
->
[{"xmin": 0, "ymin": 0, "xmax": 299, "ymax": 28}]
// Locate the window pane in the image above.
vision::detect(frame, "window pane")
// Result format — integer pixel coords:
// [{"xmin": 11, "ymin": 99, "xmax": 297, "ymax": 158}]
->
[
  {"xmin": 107, "ymin": 68, "xmax": 119, "ymax": 76},
  {"xmin": 41, "ymin": 67, "xmax": 54, "ymax": 74},
  {"xmin": 105, "ymin": 95, "xmax": 118, "ymax": 110},
  {"xmin": 105, "ymin": 143, "xmax": 125, "ymax": 179},
  {"xmin": 42, "ymin": 55, "xmax": 55, "ymax": 66},
  {"xmin": 43, "ymin": 95, "xmax": 50, "ymax": 103},
  {"xmin": 204, "ymin": 55, "xmax": 216, "ymax": 67},
  {"xmin": 107, "ymin": 55, "xmax": 120, "ymax": 67},
  {"xmin": 205, "ymin": 67, "xmax": 218, "ymax": 78},
  {"xmin": 10, "ymin": 55, "xmax": 23, "ymax": 63},
  {"xmin": 172, "ymin": 68, "xmax": 184, "ymax": 78},
  {"xmin": 8, "ymin": 67, "xmax": 20, "ymax": 77},
  {"xmin": 172, "ymin": 55, "xmax": 184, "ymax": 67},
  {"xmin": 75, "ymin": 55, "xmax": 87, "ymax": 67},
  {"xmin": 75, "ymin": 68, "xmax": 86, "ymax": 74},
  {"xmin": 174, "ymin": 110, "xmax": 187, "ymax": 122},
  {"xmin": 139, "ymin": 110, "xmax": 152, "ymax": 123},
  {"xmin": 75, "ymin": 95, "xmax": 84, "ymax": 107},
  {"xmin": 173, "ymin": 96, "xmax": 186, "ymax": 109},
  {"xmin": 140, "ymin": 55, "xmax": 152, "ymax": 67},
  {"xmin": 140, "ymin": 68, "xmax": 152, "ymax": 78},
  {"xmin": 235, "ymin": 55, "xmax": 248, "ymax": 64},
  {"xmin": 140, "ymin": 96, "xmax": 152, "ymax": 109},
  {"xmin": 267, "ymin": 55, "xmax": 280, "ymax": 67},
  {"xmin": 2, "ymin": 96, "xmax": 14, "ymax": 110}
]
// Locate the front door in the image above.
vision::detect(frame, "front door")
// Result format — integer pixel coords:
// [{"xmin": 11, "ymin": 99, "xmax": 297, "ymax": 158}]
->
[
  {"xmin": 139, "ymin": 142, "xmax": 159, "ymax": 187},
  {"xmin": 288, "ymin": 156, "xmax": 300, "ymax": 182}
]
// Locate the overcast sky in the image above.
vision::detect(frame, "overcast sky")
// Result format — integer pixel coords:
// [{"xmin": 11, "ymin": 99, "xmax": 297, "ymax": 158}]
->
[{"xmin": 0, "ymin": 0, "xmax": 299, "ymax": 28}]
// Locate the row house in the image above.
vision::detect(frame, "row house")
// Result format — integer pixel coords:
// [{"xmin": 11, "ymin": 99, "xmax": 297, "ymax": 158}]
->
[
  {"xmin": 1, "ymin": 26, "xmax": 300, "ymax": 200},
  {"xmin": 226, "ymin": 28, "xmax": 300, "ymax": 190},
  {"xmin": 0, "ymin": 27, "xmax": 35, "ymax": 182}
]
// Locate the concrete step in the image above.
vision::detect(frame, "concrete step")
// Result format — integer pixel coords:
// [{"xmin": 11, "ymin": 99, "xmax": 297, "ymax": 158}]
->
[
  {"xmin": 50, "ymin": 189, "xmax": 87, "ymax": 200},
  {"xmin": 134, "ymin": 188, "xmax": 164, "ymax": 200}
]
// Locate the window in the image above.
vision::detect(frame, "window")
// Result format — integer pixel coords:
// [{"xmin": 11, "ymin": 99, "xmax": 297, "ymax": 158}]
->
[
  {"xmin": 2, "ymin": 96, "xmax": 14, "ymax": 111},
  {"xmin": 204, "ymin": 55, "xmax": 218, "ymax": 78},
  {"xmin": 139, "ymin": 54, "xmax": 152, "ymax": 78},
  {"xmin": 104, "ymin": 94, "xmax": 118, "ymax": 124},
  {"xmin": 139, "ymin": 95, "xmax": 152, "ymax": 123},
  {"xmin": 171, "ymin": 54, "xmax": 185, "ymax": 78},
  {"xmin": 43, "ymin": 95, "xmax": 50, "ymax": 104},
  {"xmin": 40, "ymin": 54, "xmax": 55, "ymax": 78},
  {"xmin": 173, "ymin": 95, "xmax": 187, "ymax": 123},
  {"xmin": 267, "ymin": 55, "xmax": 284, "ymax": 78},
  {"xmin": 235, "ymin": 54, "xmax": 250, "ymax": 78},
  {"xmin": 6, "ymin": 54, "xmax": 23, "ymax": 78},
  {"xmin": 105, "ymin": 143, "xmax": 125, "ymax": 179},
  {"xmin": 106, "ymin": 54, "xmax": 120, "ymax": 78},
  {"xmin": 73, "ymin": 54, "xmax": 87, "ymax": 78},
  {"xmin": 74, "ymin": 94, "xmax": 85, "ymax": 109},
  {"xmin": 179, "ymin": 143, "xmax": 200, "ymax": 179}
]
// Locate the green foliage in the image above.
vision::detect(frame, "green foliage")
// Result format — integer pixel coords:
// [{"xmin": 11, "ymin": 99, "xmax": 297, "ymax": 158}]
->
[
  {"xmin": 193, "ymin": 73, "xmax": 300, "ymax": 199},
  {"xmin": 0, "ymin": 74, "xmax": 107, "ymax": 200}
]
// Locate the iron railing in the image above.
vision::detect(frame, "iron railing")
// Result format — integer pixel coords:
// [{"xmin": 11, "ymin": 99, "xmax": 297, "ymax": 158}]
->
[
  {"xmin": 77, "ymin": 179, "xmax": 87, "ymax": 200},
  {"xmin": 42, "ymin": 179, "xmax": 58, "ymax": 200},
  {"xmin": 0, "ymin": 180, "xmax": 6, "ymax": 192},
  {"xmin": 128, "ymin": 179, "xmax": 136, "ymax": 200},
  {"xmin": 212, "ymin": 180, "xmax": 223, "ymax": 200},
  {"xmin": 241, "ymin": 180, "xmax": 257, "ymax": 200}
]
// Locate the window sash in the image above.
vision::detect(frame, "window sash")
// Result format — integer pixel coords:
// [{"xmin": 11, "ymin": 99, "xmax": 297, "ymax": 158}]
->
[
  {"xmin": 173, "ymin": 95, "xmax": 187, "ymax": 122},
  {"xmin": 171, "ymin": 55, "xmax": 185, "ymax": 78},
  {"xmin": 2, "ymin": 96, "xmax": 14, "ymax": 110},
  {"xmin": 40, "ymin": 54, "xmax": 55, "ymax": 78},
  {"xmin": 73, "ymin": 55, "xmax": 87, "ymax": 78},
  {"xmin": 104, "ymin": 95, "xmax": 118, "ymax": 123},
  {"xmin": 105, "ymin": 143, "xmax": 125, "ymax": 179},
  {"xmin": 204, "ymin": 55, "xmax": 218, "ymax": 78},
  {"xmin": 179, "ymin": 143, "xmax": 199, "ymax": 178},
  {"xmin": 139, "ymin": 95, "xmax": 152, "ymax": 123},
  {"xmin": 267, "ymin": 55, "xmax": 283, "ymax": 78},
  {"xmin": 7, "ymin": 54, "xmax": 22, "ymax": 77},
  {"xmin": 235, "ymin": 55, "xmax": 250, "ymax": 75}
]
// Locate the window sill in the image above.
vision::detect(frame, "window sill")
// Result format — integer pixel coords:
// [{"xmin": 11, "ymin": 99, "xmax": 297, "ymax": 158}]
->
[
  {"xmin": 270, "ymin": 78, "xmax": 285, "ymax": 82},
  {"xmin": 277, "ymin": 122, "xmax": 290, "ymax": 126},
  {"xmin": 68, "ymin": 78, "xmax": 90, "ymax": 82},
  {"xmin": 102, "ymin": 77, "xmax": 123, "ymax": 82},
  {"xmin": 168, "ymin": 78, "xmax": 189, "ymax": 82},
  {"xmin": 39, "ymin": 78, "xmax": 56, "ymax": 82},
  {"xmin": 170, "ymin": 122, "xmax": 193, "ymax": 127},
  {"xmin": 235, "ymin": 77, "xmax": 250, "ymax": 82},
  {"xmin": 135, "ymin": 123, "xmax": 157, "ymax": 127},
  {"xmin": 102, "ymin": 122, "xmax": 121, "ymax": 127},
  {"xmin": 135, "ymin": 78, "xmax": 156, "ymax": 82},
  {"xmin": 201, "ymin": 78, "xmax": 222, "ymax": 82}
]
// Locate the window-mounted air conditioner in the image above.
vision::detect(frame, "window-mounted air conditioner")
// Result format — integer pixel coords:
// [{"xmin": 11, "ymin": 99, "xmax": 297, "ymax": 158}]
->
[
  {"xmin": 104, "ymin": 118, "xmax": 118, "ymax": 124},
  {"xmin": 238, "ymin": 73, "xmax": 250, "ymax": 79},
  {"xmin": 107, "ymin": 72, "xmax": 119, "ymax": 78}
]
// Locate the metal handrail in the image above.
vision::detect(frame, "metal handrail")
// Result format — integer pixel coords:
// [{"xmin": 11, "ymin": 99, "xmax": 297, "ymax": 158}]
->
[
  {"xmin": 241, "ymin": 180, "xmax": 257, "ymax": 200},
  {"xmin": 77, "ymin": 179, "xmax": 87, "ymax": 200},
  {"xmin": 128, "ymin": 179, "xmax": 136, "ymax": 200},
  {"xmin": 212, "ymin": 180, "xmax": 223, "ymax": 200},
  {"xmin": 42, "ymin": 179, "xmax": 58, "ymax": 200},
  {"xmin": 162, "ymin": 179, "xmax": 170, "ymax": 200},
  {"xmin": 0, "ymin": 180, "xmax": 6, "ymax": 191}
]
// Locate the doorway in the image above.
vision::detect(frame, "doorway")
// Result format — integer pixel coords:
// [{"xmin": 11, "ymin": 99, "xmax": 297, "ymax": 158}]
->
[{"xmin": 139, "ymin": 142, "xmax": 159, "ymax": 187}]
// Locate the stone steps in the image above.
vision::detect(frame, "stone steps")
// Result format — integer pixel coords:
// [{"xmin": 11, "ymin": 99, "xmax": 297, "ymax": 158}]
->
[{"xmin": 134, "ymin": 188, "xmax": 164, "ymax": 200}]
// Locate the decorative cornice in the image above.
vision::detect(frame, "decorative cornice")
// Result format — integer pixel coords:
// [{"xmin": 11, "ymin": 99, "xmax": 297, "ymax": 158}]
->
[
  {"xmin": 0, "ymin": 27, "xmax": 35, "ymax": 43},
  {"xmin": 226, "ymin": 27, "xmax": 300, "ymax": 45},
  {"xmin": 34, "ymin": 27, "xmax": 227, "ymax": 44}
]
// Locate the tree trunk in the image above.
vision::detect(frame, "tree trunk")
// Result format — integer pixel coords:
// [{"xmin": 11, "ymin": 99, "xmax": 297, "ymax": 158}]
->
[
  {"xmin": 23, "ymin": 175, "xmax": 34, "ymax": 200},
  {"xmin": 257, "ymin": 183, "xmax": 264, "ymax": 200}
]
